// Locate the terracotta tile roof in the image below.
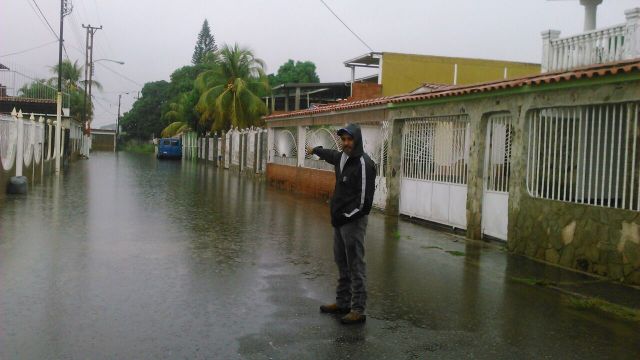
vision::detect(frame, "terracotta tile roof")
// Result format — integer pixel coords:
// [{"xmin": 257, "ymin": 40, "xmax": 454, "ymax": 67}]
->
[{"xmin": 264, "ymin": 59, "xmax": 640, "ymax": 121}]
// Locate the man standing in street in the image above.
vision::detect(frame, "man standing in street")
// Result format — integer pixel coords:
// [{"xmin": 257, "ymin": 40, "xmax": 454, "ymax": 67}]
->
[{"xmin": 307, "ymin": 123, "xmax": 376, "ymax": 325}]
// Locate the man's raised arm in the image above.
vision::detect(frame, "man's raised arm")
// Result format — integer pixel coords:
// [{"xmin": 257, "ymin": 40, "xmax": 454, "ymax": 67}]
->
[{"xmin": 306, "ymin": 146, "xmax": 341, "ymax": 166}]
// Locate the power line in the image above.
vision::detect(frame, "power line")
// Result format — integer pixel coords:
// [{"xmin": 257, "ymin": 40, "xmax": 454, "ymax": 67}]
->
[
  {"xmin": 318, "ymin": 0, "xmax": 373, "ymax": 52},
  {"xmin": 24, "ymin": 0, "xmax": 72, "ymax": 61},
  {"xmin": 0, "ymin": 40, "xmax": 58, "ymax": 57},
  {"xmin": 95, "ymin": 62, "xmax": 143, "ymax": 87},
  {"xmin": 29, "ymin": 0, "xmax": 60, "ymax": 40}
]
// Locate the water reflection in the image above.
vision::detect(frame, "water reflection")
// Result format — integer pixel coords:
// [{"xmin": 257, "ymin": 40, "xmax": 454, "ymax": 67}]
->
[{"xmin": 0, "ymin": 152, "xmax": 638, "ymax": 359}]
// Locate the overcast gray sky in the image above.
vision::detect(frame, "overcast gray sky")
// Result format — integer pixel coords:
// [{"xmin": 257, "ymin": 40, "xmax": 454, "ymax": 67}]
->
[{"xmin": 1, "ymin": 0, "xmax": 638, "ymax": 127}]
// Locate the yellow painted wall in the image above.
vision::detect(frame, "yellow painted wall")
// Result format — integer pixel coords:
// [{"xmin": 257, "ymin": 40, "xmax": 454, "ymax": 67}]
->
[{"xmin": 380, "ymin": 52, "xmax": 541, "ymax": 96}]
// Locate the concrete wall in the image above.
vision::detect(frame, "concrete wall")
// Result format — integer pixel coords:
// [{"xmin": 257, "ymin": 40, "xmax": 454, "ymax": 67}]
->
[
  {"xmin": 91, "ymin": 133, "xmax": 115, "ymax": 151},
  {"xmin": 380, "ymin": 52, "xmax": 541, "ymax": 96}
]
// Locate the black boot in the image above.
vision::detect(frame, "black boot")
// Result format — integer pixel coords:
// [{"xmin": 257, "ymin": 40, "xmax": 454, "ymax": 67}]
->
[
  {"xmin": 341, "ymin": 310, "xmax": 366, "ymax": 324},
  {"xmin": 320, "ymin": 303, "xmax": 350, "ymax": 314}
]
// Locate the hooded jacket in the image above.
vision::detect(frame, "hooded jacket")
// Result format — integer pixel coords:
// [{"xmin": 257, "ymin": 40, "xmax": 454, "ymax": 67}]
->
[{"xmin": 312, "ymin": 123, "xmax": 376, "ymax": 228}]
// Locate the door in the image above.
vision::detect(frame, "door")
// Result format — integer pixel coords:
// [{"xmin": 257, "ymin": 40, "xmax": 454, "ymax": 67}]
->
[
  {"xmin": 482, "ymin": 113, "xmax": 513, "ymax": 240},
  {"xmin": 399, "ymin": 116, "xmax": 470, "ymax": 229}
]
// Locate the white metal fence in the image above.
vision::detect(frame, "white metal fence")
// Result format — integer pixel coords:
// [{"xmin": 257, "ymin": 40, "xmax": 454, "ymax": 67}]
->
[
  {"xmin": 402, "ymin": 116, "xmax": 470, "ymax": 184},
  {"xmin": 271, "ymin": 127, "xmax": 298, "ymax": 166},
  {"xmin": 304, "ymin": 126, "xmax": 341, "ymax": 171},
  {"xmin": 526, "ymin": 103, "xmax": 640, "ymax": 210}
]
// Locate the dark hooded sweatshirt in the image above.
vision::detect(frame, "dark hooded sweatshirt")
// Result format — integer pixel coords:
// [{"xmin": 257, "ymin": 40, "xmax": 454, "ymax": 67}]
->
[{"xmin": 312, "ymin": 124, "xmax": 376, "ymax": 228}]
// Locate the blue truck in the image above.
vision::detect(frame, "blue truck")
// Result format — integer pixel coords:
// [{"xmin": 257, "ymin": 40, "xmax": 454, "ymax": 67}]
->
[{"xmin": 156, "ymin": 138, "xmax": 182, "ymax": 159}]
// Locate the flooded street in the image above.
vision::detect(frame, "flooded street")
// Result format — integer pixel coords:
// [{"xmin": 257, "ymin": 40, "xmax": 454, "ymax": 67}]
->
[{"xmin": 1, "ymin": 152, "xmax": 639, "ymax": 359}]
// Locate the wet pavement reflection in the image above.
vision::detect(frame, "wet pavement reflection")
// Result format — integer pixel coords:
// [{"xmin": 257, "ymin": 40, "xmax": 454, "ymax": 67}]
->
[{"xmin": 0, "ymin": 152, "xmax": 639, "ymax": 359}]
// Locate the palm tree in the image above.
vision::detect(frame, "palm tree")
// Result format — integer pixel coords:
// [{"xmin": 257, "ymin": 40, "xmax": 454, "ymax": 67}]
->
[
  {"xmin": 49, "ymin": 59, "xmax": 102, "ymax": 92},
  {"xmin": 161, "ymin": 121, "xmax": 191, "ymax": 138},
  {"xmin": 194, "ymin": 43, "xmax": 270, "ymax": 131},
  {"xmin": 161, "ymin": 93, "xmax": 192, "ymax": 137}
]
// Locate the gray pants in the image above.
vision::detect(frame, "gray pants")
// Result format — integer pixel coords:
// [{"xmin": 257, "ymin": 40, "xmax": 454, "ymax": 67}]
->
[{"xmin": 333, "ymin": 216, "xmax": 368, "ymax": 312}]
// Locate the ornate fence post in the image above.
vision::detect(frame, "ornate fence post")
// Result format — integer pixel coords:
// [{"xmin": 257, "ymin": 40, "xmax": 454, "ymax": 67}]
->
[
  {"xmin": 253, "ymin": 129, "xmax": 259, "ymax": 173},
  {"xmin": 267, "ymin": 127, "xmax": 274, "ymax": 165},
  {"xmin": 60, "ymin": 126, "xmax": 66, "ymax": 166},
  {"xmin": 212, "ymin": 133, "xmax": 218, "ymax": 167},
  {"xmin": 46, "ymin": 119, "xmax": 52, "ymax": 161},
  {"xmin": 297, "ymin": 125, "xmax": 306, "ymax": 167},
  {"xmin": 541, "ymin": 29, "xmax": 561, "ymax": 73},
  {"xmin": 625, "ymin": 8, "xmax": 640, "ymax": 60},
  {"xmin": 15, "ymin": 110, "xmax": 24, "ymax": 177},
  {"xmin": 39, "ymin": 116, "xmax": 45, "ymax": 181}
]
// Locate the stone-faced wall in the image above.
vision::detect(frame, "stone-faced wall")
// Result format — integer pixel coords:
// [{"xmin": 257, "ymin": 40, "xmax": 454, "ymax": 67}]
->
[
  {"xmin": 506, "ymin": 81, "xmax": 640, "ymax": 284},
  {"xmin": 509, "ymin": 198, "xmax": 640, "ymax": 283}
]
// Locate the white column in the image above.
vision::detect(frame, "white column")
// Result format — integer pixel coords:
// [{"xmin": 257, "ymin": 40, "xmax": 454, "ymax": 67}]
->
[
  {"xmin": 580, "ymin": 0, "xmax": 602, "ymax": 32},
  {"xmin": 267, "ymin": 127, "xmax": 274, "ymax": 164},
  {"xmin": 15, "ymin": 110, "xmax": 23, "ymax": 177},
  {"xmin": 453, "ymin": 63, "xmax": 458, "ymax": 85},
  {"xmin": 39, "ymin": 116, "xmax": 45, "ymax": 180},
  {"xmin": 624, "ymin": 8, "xmax": 640, "ymax": 60},
  {"xmin": 297, "ymin": 126, "xmax": 306, "ymax": 167},
  {"xmin": 350, "ymin": 66, "xmax": 355, "ymax": 97},
  {"xmin": 541, "ymin": 30, "xmax": 561, "ymax": 73},
  {"xmin": 47, "ymin": 119, "xmax": 52, "ymax": 160},
  {"xmin": 60, "ymin": 126, "xmax": 65, "ymax": 163},
  {"xmin": 55, "ymin": 93, "xmax": 62, "ymax": 173}
]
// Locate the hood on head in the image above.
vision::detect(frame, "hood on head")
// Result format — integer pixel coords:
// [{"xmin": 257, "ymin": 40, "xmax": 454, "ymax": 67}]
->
[{"xmin": 337, "ymin": 123, "xmax": 364, "ymax": 157}]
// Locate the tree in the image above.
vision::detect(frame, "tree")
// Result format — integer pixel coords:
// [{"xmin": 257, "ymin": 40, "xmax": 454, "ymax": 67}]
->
[
  {"xmin": 120, "ymin": 80, "xmax": 171, "ymax": 139},
  {"xmin": 47, "ymin": 59, "xmax": 102, "ymax": 124},
  {"xmin": 160, "ymin": 92, "xmax": 195, "ymax": 137},
  {"xmin": 268, "ymin": 59, "xmax": 320, "ymax": 86},
  {"xmin": 159, "ymin": 60, "xmax": 216, "ymax": 135},
  {"xmin": 48, "ymin": 59, "xmax": 101, "ymax": 92},
  {"xmin": 194, "ymin": 43, "xmax": 270, "ymax": 131},
  {"xmin": 192, "ymin": 19, "xmax": 218, "ymax": 65}
]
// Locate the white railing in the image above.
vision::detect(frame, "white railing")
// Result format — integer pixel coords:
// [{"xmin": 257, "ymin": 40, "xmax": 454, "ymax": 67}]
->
[
  {"xmin": 526, "ymin": 103, "xmax": 640, "ymax": 211},
  {"xmin": 542, "ymin": 8, "xmax": 640, "ymax": 72}
]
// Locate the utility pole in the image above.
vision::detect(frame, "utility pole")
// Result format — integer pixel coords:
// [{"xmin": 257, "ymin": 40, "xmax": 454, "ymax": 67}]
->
[
  {"xmin": 81, "ymin": 24, "xmax": 102, "ymax": 134},
  {"xmin": 56, "ymin": 0, "xmax": 73, "ymax": 173},
  {"xmin": 116, "ymin": 93, "xmax": 126, "ymax": 150}
]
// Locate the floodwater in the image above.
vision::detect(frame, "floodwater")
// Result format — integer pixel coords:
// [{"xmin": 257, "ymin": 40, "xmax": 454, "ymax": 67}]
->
[{"xmin": 0, "ymin": 152, "xmax": 638, "ymax": 359}]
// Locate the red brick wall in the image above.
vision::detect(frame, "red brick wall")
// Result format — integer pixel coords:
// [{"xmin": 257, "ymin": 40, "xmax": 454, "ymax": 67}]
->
[
  {"xmin": 267, "ymin": 163, "xmax": 335, "ymax": 201},
  {"xmin": 350, "ymin": 83, "xmax": 382, "ymax": 101}
]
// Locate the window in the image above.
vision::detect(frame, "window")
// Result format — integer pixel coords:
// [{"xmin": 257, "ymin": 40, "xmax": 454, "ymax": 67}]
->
[
  {"xmin": 402, "ymin": 115, "xmax": 470, "ymax": 184},
  {"xmin": 526, "ymin": 103, "xmax": 640, "ymax": 210}
]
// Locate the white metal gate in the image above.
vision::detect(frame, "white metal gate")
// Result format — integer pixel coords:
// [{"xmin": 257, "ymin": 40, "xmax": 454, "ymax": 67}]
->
[
  {"xmin": 400, "ymin": 116, "xmax": 470, "ymax": 228},
  {"xmin": 482, "ymin": 113, "xmax": 513, "ymax": 240}
]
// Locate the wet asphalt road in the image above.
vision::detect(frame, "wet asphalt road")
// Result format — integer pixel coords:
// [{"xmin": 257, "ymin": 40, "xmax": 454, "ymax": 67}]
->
[{"xmin": 0, "ymin": 152, "xmax": 639, "ymax": 359}]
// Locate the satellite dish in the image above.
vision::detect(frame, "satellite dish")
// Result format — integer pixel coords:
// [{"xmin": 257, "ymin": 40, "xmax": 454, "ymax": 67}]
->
[{"xmin": 547, "ymin": 0, "xmax": 604, "ymax": 31}]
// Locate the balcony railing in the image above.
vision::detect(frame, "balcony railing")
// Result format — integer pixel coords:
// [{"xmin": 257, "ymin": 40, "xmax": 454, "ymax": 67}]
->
[{"xmin": 542, "ymin": 8, "xmax": 640, "ymax": 73}]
